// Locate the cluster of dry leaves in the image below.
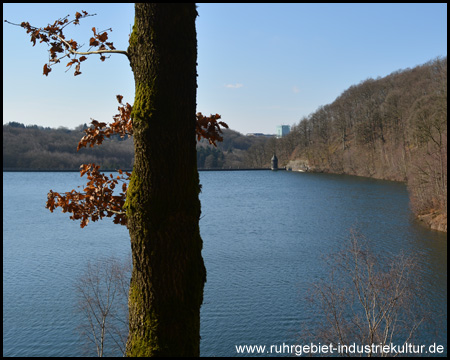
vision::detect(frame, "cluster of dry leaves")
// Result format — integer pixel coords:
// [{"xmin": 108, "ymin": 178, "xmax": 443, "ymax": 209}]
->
[
  {"xmin": 13, "ymin": 10, "xmax": 119, "ymax": 76},
  {"xmin": 46, "ymin": 95, "xmax": 227, "ymax": 227}
]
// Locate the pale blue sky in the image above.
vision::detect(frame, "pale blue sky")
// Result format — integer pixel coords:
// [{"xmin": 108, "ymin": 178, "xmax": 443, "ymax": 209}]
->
[{"xmin": 3, "ymin": 3, "xmax": 447, "ymax": 135}]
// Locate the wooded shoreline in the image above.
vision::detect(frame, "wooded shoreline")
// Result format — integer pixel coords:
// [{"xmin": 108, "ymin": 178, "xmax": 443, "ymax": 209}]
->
[
  {"xmin": 2, "ymin": 168, "xmax": 274, "ymax": 172},
  {"xmin": 4, "ymin": 57, "xmax": 446, "ymax": 233}
]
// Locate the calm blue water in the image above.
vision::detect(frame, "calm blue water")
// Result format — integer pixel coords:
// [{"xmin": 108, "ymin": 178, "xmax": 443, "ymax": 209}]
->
[{"xmin": 3, "ymin": 171, "xmax": 447, "ymax": 357}]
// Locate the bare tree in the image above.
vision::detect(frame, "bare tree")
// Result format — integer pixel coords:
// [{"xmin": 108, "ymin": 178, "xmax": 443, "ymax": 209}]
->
[
  {"xmin": 75, "ymin": 256, "xmax": 131, "ymax": 357},
  {"xmin": 301, "ymin": 230, "xmax": 426, "ymax": 357}
]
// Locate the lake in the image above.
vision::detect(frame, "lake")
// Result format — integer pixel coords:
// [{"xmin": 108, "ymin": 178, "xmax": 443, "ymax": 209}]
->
[{"xmin": 3, "ymin": 171, "xmax": 447, "ymax": 356}]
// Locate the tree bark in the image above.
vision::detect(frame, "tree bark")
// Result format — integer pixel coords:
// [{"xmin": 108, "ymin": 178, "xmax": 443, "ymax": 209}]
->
[{"xmin": 125, "ymin": 4, "xmax": 206, "ymax": 356}]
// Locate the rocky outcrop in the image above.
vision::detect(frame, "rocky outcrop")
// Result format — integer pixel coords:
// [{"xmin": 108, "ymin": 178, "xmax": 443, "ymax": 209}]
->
[{"xmin": 417, "ymin": 212, "xmax": 447, "ymax": 233}]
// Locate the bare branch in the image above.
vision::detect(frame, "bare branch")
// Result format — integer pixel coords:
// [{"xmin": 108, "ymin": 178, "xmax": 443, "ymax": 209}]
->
[
  {"xmin": 298, "ymin": 229, "xmax": 427, "ymax": 357},
  {"xmin": 5, "ymin": 11, "xmax": 129, "ymax": 77},
  {"xmin": 56, "ymin": 32, "xmax": 129, "ymax": 58},
  {"xmin": 75, "ymin": 256, "xmax": 131, "ymax": 357}
]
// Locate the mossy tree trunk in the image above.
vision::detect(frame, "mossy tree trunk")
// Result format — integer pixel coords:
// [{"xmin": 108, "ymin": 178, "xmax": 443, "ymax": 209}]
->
[{"xmin": 124, "ymin": 3, "xmax": 206, "ymax": 357}]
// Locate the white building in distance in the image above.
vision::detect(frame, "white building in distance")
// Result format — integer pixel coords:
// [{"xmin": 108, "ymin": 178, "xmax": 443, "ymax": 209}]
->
[{"xmin": 276, "ymin": 125, "xmax": 290, "ymax": 138}]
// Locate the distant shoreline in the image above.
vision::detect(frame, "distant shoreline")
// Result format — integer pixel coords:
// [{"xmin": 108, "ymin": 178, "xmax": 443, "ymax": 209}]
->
[{"xmin": 3, "ymin": 168, "xmax": 281, "ymax": 172}]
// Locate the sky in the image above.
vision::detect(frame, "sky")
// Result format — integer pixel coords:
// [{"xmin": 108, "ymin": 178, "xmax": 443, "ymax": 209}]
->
[{"xmin": 3, "ymin": 3, "xmax": 447, "ymax": 135}]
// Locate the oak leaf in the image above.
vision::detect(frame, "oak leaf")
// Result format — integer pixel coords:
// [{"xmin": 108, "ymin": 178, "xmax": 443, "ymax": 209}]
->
[{"xmin": 43, "ymin": 64, "xmax": 51, "ymax": 76}]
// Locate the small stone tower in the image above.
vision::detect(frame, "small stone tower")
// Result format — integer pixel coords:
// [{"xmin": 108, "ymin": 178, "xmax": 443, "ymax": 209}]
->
[{"xmin": 271, "ymin": 153, "xmax": 278, "ymax": 171}]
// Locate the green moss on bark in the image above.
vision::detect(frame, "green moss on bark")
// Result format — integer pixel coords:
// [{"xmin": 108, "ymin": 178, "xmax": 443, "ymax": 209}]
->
[
  {"xmin": 126, "ymin": 284, "xmax": 161, "ymax": 357},
  {"xmin": 131, "ymin": 83, "xmax": 156, "ymax": 124}
]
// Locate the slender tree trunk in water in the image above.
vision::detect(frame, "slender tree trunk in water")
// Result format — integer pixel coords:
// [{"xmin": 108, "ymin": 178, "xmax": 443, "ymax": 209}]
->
[{"xmin": 125, "ymin": 4, "xmax": 206, "ymax": 356}]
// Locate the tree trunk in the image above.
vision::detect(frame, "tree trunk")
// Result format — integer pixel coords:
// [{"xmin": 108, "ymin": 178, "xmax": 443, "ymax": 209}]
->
[{"xmin": 124, "ymin": 4, "xmax": 206, "ymax": 356}]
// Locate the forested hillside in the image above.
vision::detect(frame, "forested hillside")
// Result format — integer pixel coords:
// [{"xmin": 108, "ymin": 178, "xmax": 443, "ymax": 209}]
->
[
  {"xmin": 197, "ymin": 128, "xmax": 269, "ymax": 168},
  {"xmin": 267, "ymin": 57, "xmax": 446, "ymax": 231},
  {"xmin": 2, "ymin": 123, "xmax": 265, "ymax": 171},
  {"xmin": 3, "ymin": 123, "xmax": 135, "ymax": 170},
  {"xmin": 3, "ymin": 57, "xmax": 446, "ymax": 231}
]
